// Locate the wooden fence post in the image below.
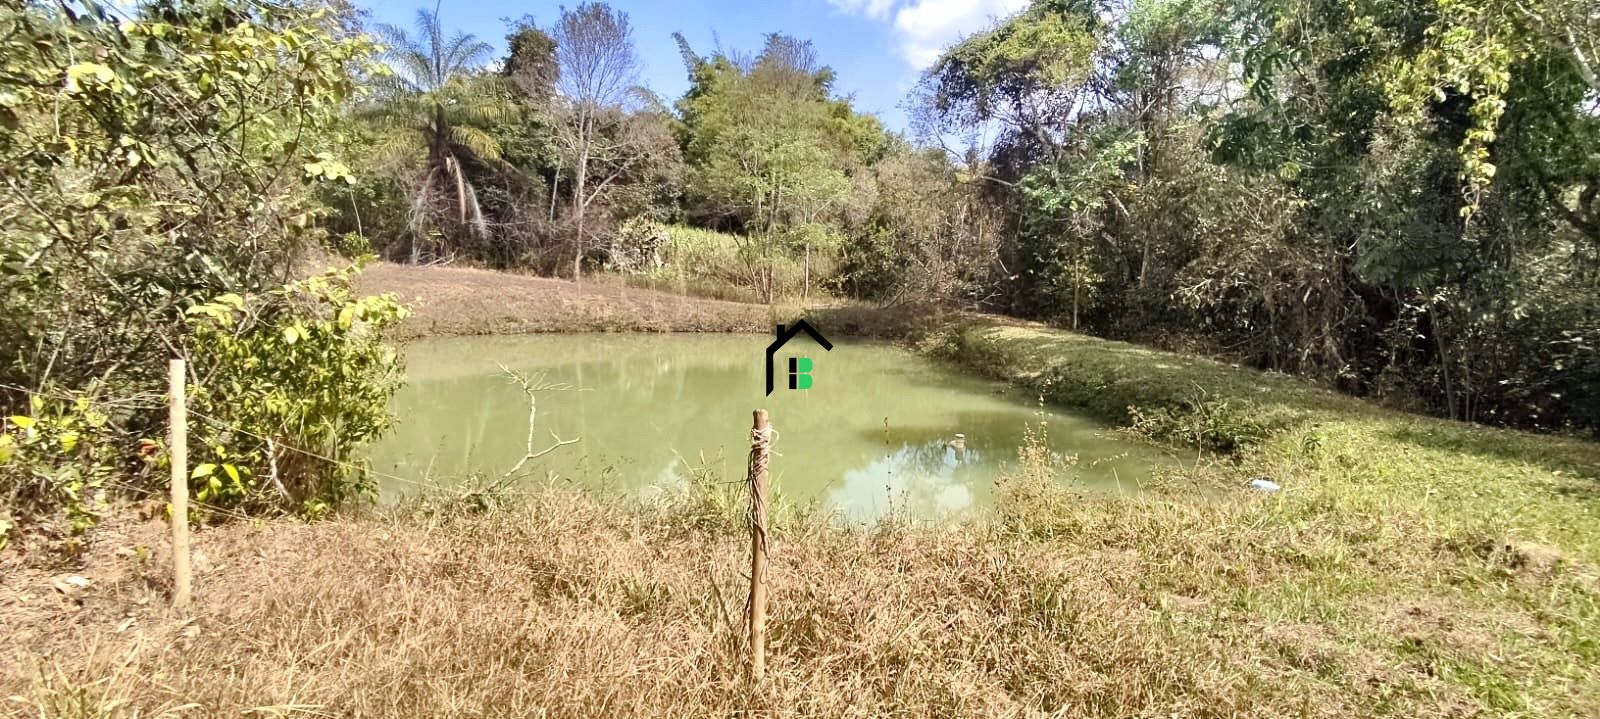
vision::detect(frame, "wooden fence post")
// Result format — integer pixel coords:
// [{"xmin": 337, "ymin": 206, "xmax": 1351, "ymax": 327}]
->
[
  {"xmin": 747, "ymin": 409, "xmax": 771, "ymax": 683},
  {"xmin": 169, "ymin": 359, "xmax": 192, "ymax": 610}
]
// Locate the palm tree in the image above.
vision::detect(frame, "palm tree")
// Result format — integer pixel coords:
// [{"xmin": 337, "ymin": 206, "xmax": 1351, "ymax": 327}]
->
[{"xmin": 370, "ymin": 9, "xmax": 511, "ymax": 262}]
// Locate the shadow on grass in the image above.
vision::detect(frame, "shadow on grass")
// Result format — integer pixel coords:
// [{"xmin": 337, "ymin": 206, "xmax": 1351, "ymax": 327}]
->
[{"xmin": 1385, "ymin": 420, "xmax": 1600, "ymax": 486}]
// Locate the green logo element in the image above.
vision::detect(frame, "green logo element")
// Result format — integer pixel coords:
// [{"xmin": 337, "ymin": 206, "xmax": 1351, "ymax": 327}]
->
[{"xmin": 788, "ymin": 357, "xmax": 813, "ymax": 390}]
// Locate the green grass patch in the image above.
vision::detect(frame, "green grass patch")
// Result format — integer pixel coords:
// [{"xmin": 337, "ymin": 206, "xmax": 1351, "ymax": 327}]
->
[{"xmin": 918, "ymin": 315, "xmax": 1600, "ymax": 713}]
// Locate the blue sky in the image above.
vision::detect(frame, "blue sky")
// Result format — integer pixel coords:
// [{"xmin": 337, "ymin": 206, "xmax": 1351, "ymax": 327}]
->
[{"xmin": 357, "ymin": 0, "xmax": 1029, "ymax": 132}]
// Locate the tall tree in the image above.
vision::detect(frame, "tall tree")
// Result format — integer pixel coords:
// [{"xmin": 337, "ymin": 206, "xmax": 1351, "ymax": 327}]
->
[
  {"xmin": 554, "ymin": 2, "xmax": 641, "ymax": 281},
  {"xmin": 676, "ymin": 34, "xmax": 885, "ymax": 300},
  {"xmin": 504, "ymin": 18, "xmax": 560, "ymax": 103}
]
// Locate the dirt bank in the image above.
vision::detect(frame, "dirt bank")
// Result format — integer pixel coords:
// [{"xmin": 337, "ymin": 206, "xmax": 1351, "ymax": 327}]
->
[{"xmin": 356, "ymin": 262, "xmax": 786, "ymax": 337}]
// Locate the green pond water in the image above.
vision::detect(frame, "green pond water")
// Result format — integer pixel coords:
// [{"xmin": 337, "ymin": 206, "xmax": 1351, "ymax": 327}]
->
[{"xmin": 369, "ymin": 334, "xmax": 1173, "ymax": 521}]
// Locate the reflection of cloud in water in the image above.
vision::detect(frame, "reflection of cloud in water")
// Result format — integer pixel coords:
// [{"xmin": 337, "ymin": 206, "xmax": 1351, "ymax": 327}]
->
[
  {"xmin": 635, "ymin": 458, "xmax": 688, "ymax": 501},
  {"xmin": 830, "ymin": 439, "xmax": 981, "ymax": 522}
]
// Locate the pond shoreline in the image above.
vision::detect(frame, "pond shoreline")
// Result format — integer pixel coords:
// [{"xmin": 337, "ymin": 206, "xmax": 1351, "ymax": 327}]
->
[
  {"xmin": 8, "ymin": 265, "xmax": 1600, "ymax": 716},
  {"xmin": 371, "ymin": 333, "xmax": 1169, "ymax": 518}
]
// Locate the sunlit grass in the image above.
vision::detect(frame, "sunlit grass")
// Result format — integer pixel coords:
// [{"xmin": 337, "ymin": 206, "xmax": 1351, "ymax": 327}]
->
[
  {"xmin": 611, "ymin": 225, "xmax": 829, "ymax": 305},
  {"xmin": 9, "ymin": 316, "xmax": 1599, "ymax": 717}
]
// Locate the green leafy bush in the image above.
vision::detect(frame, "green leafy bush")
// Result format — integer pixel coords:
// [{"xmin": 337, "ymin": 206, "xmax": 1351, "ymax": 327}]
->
[
  {"xmin": 837, "ymin": 226, "xmax": 905, "ymax": 301},
  {"xmin": 184, "ymin": 267, "xmax": 408, "ymax": 517},
  {"xmin": 1, "ymin": 392, "xmax": 129, "ymax": 542},
  {"xmin": 328, "ymin": 231, "xmax": 374, "ymax": 259},
  {"xmin": 0, "ymin": 2, "xmax": 374, "ymax": 406}
]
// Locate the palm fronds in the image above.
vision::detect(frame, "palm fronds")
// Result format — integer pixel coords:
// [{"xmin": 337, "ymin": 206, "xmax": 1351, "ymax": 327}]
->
[{"xmin": 366, "ymin": 9, "xmax": 513, "ymax": 252}]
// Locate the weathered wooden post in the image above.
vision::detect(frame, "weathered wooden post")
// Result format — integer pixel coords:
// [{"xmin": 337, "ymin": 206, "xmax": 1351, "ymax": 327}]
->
[
  {"xmin": 168, "ymin": 359, "xmax": 192, "ymax": 610},
  {"xmin": 747, "ymin": 409, "xmax": 771, "ymax": 682}
]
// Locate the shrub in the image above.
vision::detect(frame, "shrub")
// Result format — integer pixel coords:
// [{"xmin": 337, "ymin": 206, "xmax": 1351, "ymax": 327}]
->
[
  {"xmin": 0, "ymin": 393, "xmax": 126, "ymax": 542},
  {"xmin": 0, "ymin": 3, "xmax": 373, "ymax": 407},
  {"xmin": 837, "ymin": 226, "xmax": 905, "ymax": 301},
  {"xmin": 1127, "ymin": 399, "xmax": 1277, "ymax": 456},
  {"xmin": 622, "ymin": 225, "xmax": 819, "ymax": 303},
  {"xmin": 184, "ymin": 266, "xmax": 408, "ymax": 517},
  {"xmin": 329, "ymin": 231, "xmax": 374, "ymax": 259},
  {"xmin": 607, "ymin": 218, "xmax": 670, "ymax": 273}
]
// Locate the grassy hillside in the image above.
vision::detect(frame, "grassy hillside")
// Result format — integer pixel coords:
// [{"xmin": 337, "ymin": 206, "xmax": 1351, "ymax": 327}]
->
[{"xmin": 936, "ymin": 321, "xmax": 1600, "ymax": 563}]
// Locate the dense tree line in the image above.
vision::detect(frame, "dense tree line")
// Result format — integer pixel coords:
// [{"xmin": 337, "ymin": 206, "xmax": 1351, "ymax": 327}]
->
[
  {"xmin": 333, "ymin": 0, "xmax": 1598, "ymax": 433},
  {"xmin": 330, "ymin": 3, "xmax": 997, "ymax": 300},
  {"xmin": 910, "ymin": 0, "xmax": 1600, "ymax": 431}
]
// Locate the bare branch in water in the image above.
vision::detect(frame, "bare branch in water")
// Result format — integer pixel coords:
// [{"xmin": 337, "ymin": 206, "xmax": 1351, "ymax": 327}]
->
[{"xmin": 499, "ymin": 364, "xmax": 582, "ymax": 478}]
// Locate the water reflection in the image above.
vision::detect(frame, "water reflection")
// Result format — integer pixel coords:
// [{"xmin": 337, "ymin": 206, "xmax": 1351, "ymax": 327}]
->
[
  {"xmin": 370, "ymin": 334, "xmax": 1172, "ymax": 520},
  {"xmin": 829, "ymin": 438, "xmax": 987, "ymax": 521}
]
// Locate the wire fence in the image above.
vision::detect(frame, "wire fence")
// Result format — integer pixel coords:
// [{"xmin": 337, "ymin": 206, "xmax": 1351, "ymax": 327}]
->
[
  {"xmin": 6, "ymin": 375, "xmax": 778, "ymax": 677},
  {"xmin": 0, "ymin": 380, "xmax": 452, "ymax": 521}
]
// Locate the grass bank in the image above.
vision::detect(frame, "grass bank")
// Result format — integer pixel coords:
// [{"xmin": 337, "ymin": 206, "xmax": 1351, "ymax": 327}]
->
[
  {"xmin": 6, "ymin": 310, "xmax": 1600, "ymax": 717},
  {"xmin": 929, "ymin": 319, "xmax": 1600, "ymax": 562}
]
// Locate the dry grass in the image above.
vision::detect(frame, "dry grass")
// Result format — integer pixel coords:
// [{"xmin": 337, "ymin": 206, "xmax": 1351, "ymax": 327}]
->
[
  {"xmin": 356, "ymin": 262, "xmax": 791, "ymax": 338},
  {"xmin": 5, "ymin": 463, "xmax": 1597, "ymax": 718}
]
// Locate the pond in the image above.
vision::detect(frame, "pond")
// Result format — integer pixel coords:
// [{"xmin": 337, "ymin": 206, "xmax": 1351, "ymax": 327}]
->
[{"xmin": 369, "ymin": 334, "xmax": 1173, "ymax": 521}]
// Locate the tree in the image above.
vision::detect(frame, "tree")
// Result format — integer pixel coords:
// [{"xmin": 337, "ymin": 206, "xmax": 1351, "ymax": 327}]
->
[
  {"xmin": 0, "ymin": 0, "xmax": 372, "ymax": 399},
  {"xmin": 841, "ymin": 143, "xmax": 1006, "ymax": 305},
  {"xmin": 676, "ymin": 34, "xmax": 885, "ymax": 301},
  {"xmin": 553, "ymin": 2, "xmax": 641, "ymax": 281},
  {"xmin": 0, "ymin": 1, "xmax": 408, "ymax": 521},
  {"xmin": 504, "ymin": 18, "xmax": 560, "ymax": 103},
  {"xmin": 903, "ymin": 0, "xmax": 1598, "ymax": 430},
  {"xmin": 371, "ymin": 9, "xmax": 510, "ymax": 263}
]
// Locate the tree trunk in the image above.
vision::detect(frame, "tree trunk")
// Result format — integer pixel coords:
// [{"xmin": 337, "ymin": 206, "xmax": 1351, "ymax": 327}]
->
[
  {"xmin": 1139, "ymin": 237, "xmax": 1151, "ymax": 289},
  {"xmin": 572, "ymin": 111, "xmax": 592, "ymax": 283},
  {"xmin": 573, "ymin": 223, "xmax": 584, "ymax": 281},
  {"xmin": 1071, "ymin": 258, "xmax": 1081, "ymax": 330},
  {"xmin": 549, "ymin": 170, "xmax": 559, "ymax": 223},
  {"xmin": 1436, "ymin": 308, "xmax": 1457, "ymax": 420},
  {"xmin": 804, "ymin": 244, "xmax": 811, "ymax": 301}
]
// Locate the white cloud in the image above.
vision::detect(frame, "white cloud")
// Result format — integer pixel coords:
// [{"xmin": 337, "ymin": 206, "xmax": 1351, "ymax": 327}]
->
[
  {"xmin": 893, "ymin": 0, "xmax": 1030, "ymax": 67},
  {"xmin": 827, "ymin": 0, "xmax": 1030, "ymax": 68}
]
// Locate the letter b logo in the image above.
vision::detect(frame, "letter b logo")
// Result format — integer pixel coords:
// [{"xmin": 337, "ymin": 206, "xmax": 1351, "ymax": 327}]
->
[{"xmin": 788, "ymin": 357, "xmax": 813, "ymax": 390}]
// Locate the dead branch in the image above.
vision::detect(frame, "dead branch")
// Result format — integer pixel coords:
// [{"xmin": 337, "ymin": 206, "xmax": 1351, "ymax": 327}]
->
[{"xmin": 498, "ymin": 364, "xmax": 582, "ymax": 478}]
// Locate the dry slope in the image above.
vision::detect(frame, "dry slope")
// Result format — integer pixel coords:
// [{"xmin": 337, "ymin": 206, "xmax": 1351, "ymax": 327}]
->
[{"xmin": 357, "ymin": 262, "xmax": 783, "ymax": 337}]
